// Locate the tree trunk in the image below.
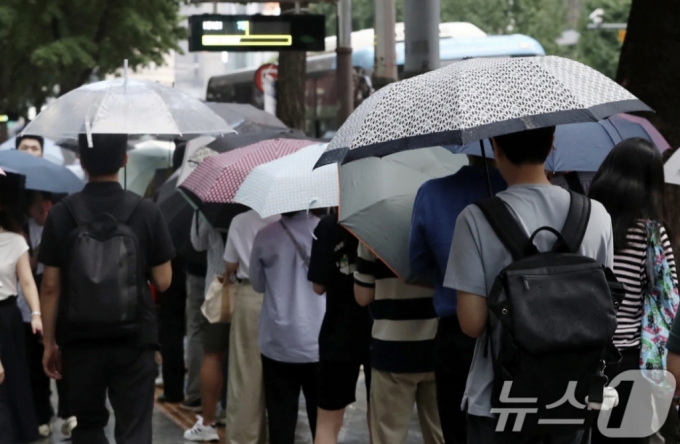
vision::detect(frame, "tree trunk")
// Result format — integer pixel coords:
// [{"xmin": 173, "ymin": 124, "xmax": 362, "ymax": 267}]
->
[
  {"xmin": 617, "ymin": 0, "xmax": 680, "ymax": 148},
  {"xmin": 276, "ymin": 4, "xmax": 308, "ymax": 131}
]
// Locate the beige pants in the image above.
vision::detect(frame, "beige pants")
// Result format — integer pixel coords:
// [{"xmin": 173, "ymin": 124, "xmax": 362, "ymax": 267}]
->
[
  {"xmin": 370, "ymin": 369, "xmax": 444, "ymax": 444},
  {"xmin": 225, "ymin": 283, "xmax": 267, "ymax": 444}
]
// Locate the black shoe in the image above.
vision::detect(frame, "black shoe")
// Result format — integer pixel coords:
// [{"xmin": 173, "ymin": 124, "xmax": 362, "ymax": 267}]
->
[
  {"xmin": 180, "ymin": 398, "xmax": 203, "ymax": 412},
  {"xmin": 157, "ymin": 393, "xmax": 183, "ymax": 404}
]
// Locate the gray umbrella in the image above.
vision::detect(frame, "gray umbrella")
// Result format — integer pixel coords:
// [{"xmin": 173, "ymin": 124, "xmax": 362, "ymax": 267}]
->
[
  {"xmin": 339, "ymin": 147, "xmax": 468, "ymax": 283},
  {"xmin": 317, "ymin": 56, "xmax": 651, "ymax": 167}
]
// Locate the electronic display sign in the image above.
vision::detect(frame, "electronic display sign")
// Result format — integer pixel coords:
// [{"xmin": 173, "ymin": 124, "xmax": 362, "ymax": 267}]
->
[{"xmin": 188, "ymin": 14, "xmax": 326, "ymax": 52}]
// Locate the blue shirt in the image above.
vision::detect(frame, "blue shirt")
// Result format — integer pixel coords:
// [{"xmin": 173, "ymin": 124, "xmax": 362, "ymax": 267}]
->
[
  {"xmin": 250, "ymin": 212, "xmax": 325, "ymax": 363},
  {"xmin": 408, "ymin": 166, "xmax": 506, "ymax": 317}
]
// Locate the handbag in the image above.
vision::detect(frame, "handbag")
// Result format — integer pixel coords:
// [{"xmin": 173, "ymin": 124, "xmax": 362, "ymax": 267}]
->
[
  {"xmin": 201, "ymin": 274, "xmax": 235, "ymax": 323},
  {"xmin": 640, "ymin": 220, "xmax": 680, "ymax": 377}
]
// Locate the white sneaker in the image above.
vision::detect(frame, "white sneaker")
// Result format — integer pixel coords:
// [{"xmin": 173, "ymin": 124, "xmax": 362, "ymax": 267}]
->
[
  {"xmin": 183, "ymin": 416, "xmax": 219, "ymax": 442},
  {"xmin": 215, "ymin": 406, "xmax": 226, "ymax": 427},
  {"xmin": 61, "ymin": 416, "xmax": 77, "ymax": 437},
  {"xmin": 38, "ymin": 423, "xmax": 51, "ymax": 437}
]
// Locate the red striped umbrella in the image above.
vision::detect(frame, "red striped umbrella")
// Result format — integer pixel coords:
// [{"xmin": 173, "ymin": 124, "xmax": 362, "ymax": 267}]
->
[{"xmin": 180, "ymin": 138, "xmax": 316, "ymax": 227}]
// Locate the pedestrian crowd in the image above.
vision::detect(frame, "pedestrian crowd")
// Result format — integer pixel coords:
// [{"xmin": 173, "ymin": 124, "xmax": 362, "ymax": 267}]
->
[{"xmin": 2, "ymin": 79, "xmax": 680, "ymax": 444}]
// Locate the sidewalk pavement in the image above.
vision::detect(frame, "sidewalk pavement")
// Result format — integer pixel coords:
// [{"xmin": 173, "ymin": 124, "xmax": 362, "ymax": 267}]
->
[{"xmin": 37, "ymin": 371, "xmax": 424, "ymax": 443}]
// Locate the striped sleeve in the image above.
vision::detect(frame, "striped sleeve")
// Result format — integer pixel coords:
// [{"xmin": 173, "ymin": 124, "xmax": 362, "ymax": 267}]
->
[
  {"xmin": 612, "ymin": 225, "xmax": 647, "ymax": 348},
  {"xmin": 354, "ymin": 242, "xmax": 376, "ymax": 287}
]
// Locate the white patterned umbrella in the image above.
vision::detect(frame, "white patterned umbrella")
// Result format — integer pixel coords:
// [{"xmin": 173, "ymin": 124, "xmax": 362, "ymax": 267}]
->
[
  {"xmin": 234, "ymin": 143, "xmax": 335, "ymax": 217},
  {"xmin": 316, "ymin": 56, "xmax": 651, "ymax": 167}
]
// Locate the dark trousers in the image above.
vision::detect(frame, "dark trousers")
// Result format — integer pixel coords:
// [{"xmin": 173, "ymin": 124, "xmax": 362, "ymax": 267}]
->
[
  {"xmin": 0, "ymin": 300, "xmax": 38, "ymax": 443},
  {"xmin": 435, "ymin": 315, "xmax": 477, "ymax": 444},
  {"xmin": 24, "ymin": 324, "xmax": 71, "ymax": 423},
  {"xmin": 62, "ymin": 345, "xmax": 156, "ymax": 444},
  {"xmin": 467, "ymin": 414, "xmax": 590, "ymax": 444},
  {"xmin": 261, "ymin": 355, "xmax": 318, "ymax": 444},
  {"xmin": 158, "ymin": 257, "xmax": 187, "ymax": 401}
]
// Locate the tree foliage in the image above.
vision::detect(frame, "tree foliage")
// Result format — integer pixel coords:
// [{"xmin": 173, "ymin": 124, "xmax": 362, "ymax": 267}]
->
[
  {"xmin": 571, "ymin": 0, "xmax": 631, "ymax": 79},
  {"xmin": 0, "ymin": 0, "xmax": 184, "ymax": 117},
  {"xmin": 310, "ymin": 0, "xmax": 568, "ymax": 55}
]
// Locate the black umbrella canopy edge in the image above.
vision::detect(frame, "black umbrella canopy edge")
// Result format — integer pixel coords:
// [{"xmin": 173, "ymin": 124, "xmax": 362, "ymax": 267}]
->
[{"xmin": 314, "ymin": 98, "xmax": 652, "ymax": 169}]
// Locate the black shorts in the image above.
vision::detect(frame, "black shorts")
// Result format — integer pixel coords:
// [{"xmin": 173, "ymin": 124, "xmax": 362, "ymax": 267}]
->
[
  {"xmin": 202, "ymin": 322, "xmax": 230, "ymax": 354},
  {"xmin": 317, "ymin": 359, "xmax": 371, "ymax": 411}
]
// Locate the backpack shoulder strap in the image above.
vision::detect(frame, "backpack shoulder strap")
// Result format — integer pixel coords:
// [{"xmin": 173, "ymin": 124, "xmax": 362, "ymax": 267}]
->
[
  {"xmin": 62, "ymin": 194, "xmax": 92, "ymax": 227},
  {"xmin": 475, "ymin": 197, "xmax": 536, "ymax": 261},
  {"xmin": 117, "ymin": 192, "xmax": 144, "ymax": 223},
  {"xmin": 555, "ymin": 191, "xmax": 591, "ymax": 254},
  {"xmin": 279, "ymin": 220, "xmax": 311, "ymax": 267}
]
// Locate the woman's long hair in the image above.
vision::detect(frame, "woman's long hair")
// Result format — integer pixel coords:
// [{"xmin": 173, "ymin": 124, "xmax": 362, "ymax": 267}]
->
[
  {"xmin": 0, "ymin": 209, "xmax": 21, "ymax": 234},
  {"xmin": 589, "ymin": 138, "xmax": 665, "ymax": 249}
]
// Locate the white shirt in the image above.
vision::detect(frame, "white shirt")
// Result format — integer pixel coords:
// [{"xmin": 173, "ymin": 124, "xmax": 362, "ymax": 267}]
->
[
  {"xmin": 18, "ymin": 218, "xmax": 43, "ymax": 321},
  {"xmin": 190, "ymin": 213, "xmax": 225, "ymax": 296},
  {"xmin": 223, "ymin": 210, "xmax": 280, "ymax": 280},
  {"xmin": 0, "ymin": 230, "xmax": 29, "ymax": 300}
]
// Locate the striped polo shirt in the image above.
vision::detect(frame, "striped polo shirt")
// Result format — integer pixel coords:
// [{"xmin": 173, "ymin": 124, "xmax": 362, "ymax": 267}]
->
[{"xmin": 354, "ymin": 243, "xmax": 437, "ymax": 373}]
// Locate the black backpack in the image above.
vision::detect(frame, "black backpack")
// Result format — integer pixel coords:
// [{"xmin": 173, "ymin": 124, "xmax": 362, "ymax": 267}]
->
[
  {"xmin": 62, "ymin": 192, "xmax": 145, "ymax": 340},
  {"xmin": 475, "ymin": 191, "xmax": 621, "ymax": 433}
]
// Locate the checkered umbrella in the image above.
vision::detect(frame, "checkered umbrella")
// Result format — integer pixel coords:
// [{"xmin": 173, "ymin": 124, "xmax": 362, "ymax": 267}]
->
[{"xmin": 179, "ymin": 138, "xmax": 317, "ymax": 227}]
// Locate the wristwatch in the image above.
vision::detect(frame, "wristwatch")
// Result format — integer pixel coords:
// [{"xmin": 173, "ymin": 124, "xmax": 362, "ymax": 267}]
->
[{"xmin": 31, "ymin": 311, "xmax": 41, "ymax": 317}]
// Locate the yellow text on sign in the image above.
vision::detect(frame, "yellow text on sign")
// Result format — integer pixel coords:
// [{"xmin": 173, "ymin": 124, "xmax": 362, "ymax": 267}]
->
[{"xmin": 202, "ymin": 20, "xmax": 293, "ymax": 47}]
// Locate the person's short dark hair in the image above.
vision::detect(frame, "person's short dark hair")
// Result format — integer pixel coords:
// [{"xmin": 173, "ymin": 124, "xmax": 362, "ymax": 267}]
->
[
  {"xmin": 78, "ymin": 133, "xmax": 128, "ymax": 177},
  {"xmin": 492, "ymin": 126, "xmax": 556, "ymax": 165},
  {"xmin": 16, "ymin": 135, "xmax": 44, "ymax": 151}
]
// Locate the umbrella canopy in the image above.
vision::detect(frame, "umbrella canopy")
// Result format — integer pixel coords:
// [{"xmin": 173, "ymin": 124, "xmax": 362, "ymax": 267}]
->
[
  {"xmin": 22, "ymin": 79, "xmax": 236, "ymax": 140},
  {"xmin": 0, "ymin": 136, "xmax": 65, "ymax": 165},
  {"xmin": 153, "ymin": 170, "xmax": 194, "ymax": 253},
  {"xmin": 339, "ymin": 147, "xmax": 468, "ymax": 283},
  {"xmin": 205, "ymin": 102, "xmax": 287, "ymax": 129},
  {"xmin": 0, "ymin": 150, "xmax": 83, "ymax": 194},
  {"xmin": 177, "ymin": 136, "xmax": 219, "ymax": 186},
  {"xmin": 452, "ymin": 113, "xmax": 671, "ymax": 172},
  {"xmin": 664, "ymin": 150, "xmax": 680, "ymax": 186},
  {"xmin": 316, "ymin": 56, "xmax": 651, "ymax": 167},
  {"xmin": 123, "ymin": 140, "xmax": 174, "ymax": 196},
  {"xmin": 234, "ymin": 143, "xmax": 336, "ymax": 218},
  {"xmin": 180, "ymin": 138, "xmax": 317, "ymax": 228}
]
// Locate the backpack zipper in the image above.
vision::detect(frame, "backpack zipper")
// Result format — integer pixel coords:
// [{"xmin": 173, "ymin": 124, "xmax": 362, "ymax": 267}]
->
[{"xmin": 518, "ymin": 266, "xmax": 601, "ymax": 291}]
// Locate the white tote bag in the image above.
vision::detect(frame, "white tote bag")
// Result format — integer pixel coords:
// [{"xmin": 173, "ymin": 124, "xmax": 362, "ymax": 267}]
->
[{"xmin": 201, "ymin": 274, "xmax": 234, "ymax": 323}]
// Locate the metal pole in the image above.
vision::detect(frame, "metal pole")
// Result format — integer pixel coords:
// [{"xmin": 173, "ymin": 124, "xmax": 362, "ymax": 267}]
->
[
  {"xmin": 372, "ymin": 0, "xmax": 398, "ymax": 89},
  {"xmin": 403, "ymin": 0, "xmax": 440, "ymax": 78},
  {"xmin": 337, "ymin": 0, "xmax": 354, "ymax": 125}
]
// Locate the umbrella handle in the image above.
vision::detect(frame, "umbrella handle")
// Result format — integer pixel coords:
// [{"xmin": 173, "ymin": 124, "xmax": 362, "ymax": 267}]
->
[
  {"xmin": 480, "ymin": 140, "xmax": 493, "ymax": 197},
  {"xmin": 306, "ymin": 198, "xmax": 318, "ymax": 240}
]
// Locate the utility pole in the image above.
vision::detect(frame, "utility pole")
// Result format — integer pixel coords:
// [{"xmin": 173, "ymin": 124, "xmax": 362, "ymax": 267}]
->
[
  {"xmin": 372, "ymin": 0, "xmax": 398, "ymax": 89},
  {"xmin": 336, "ymin": 0, "xmax": 353, "ymax": 124},
  {"xmin": 403, "ymin": 0, "xmax": 440, "ymax": 78},
  {"xmin": 276, "ymin": 2, "xmax": 308, "ymax": 131}
]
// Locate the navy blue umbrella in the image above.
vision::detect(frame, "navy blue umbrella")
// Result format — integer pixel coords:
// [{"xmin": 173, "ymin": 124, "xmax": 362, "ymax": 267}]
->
[
  {"xmin": 447, "ymin": 114, "xmax": 670, "ymax": 172},
  {"xmin": 0, "ymin": 150, "xmax": 84, "ymax": 194}
]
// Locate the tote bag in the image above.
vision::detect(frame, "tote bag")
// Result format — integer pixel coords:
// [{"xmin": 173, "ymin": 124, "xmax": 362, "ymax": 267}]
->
[{"xmin": 201, "ymin": 274, "xmax": 235, "ymax": 323}]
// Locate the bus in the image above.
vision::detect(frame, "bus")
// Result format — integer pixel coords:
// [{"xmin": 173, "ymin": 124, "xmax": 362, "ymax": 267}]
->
[{"xmin": 206, "ymin": 22, "xmax": 545, "ymax": 138}]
